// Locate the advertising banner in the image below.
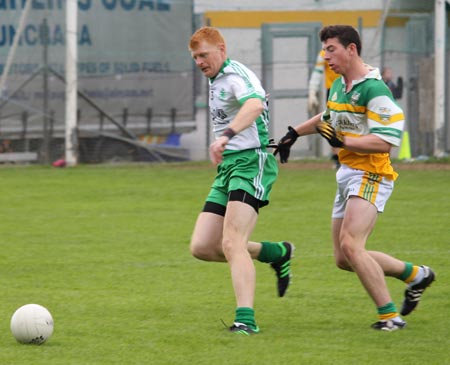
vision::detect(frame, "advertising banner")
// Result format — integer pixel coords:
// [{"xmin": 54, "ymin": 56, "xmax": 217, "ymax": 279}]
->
[{"xmin": 0, "ymin": 0, "xmax": 195, "ymax": 137}]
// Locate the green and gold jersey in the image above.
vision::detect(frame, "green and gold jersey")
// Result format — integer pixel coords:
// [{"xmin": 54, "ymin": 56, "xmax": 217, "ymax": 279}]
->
[
  {"xmin": 323, "ymin": 68, "xmax": 404, "ymax": 180},
  {"xmin": 209, "ymin": 58, "xmax": 270, "ymax": 151}
]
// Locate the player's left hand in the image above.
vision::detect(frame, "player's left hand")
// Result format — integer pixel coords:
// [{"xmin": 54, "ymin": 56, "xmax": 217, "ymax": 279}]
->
[
  {"xmin": 274, "ymin": 126, "xmax": 299, "ymax": 163},
  {"xmin": 316, "ymin": 121, "xmax": 344, "ymax": 148}
]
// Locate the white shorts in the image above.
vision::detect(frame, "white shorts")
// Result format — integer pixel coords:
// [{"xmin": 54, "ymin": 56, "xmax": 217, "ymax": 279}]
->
[{"xmin": 332, "ymin": 165, "xmax": 394, "ymax": 219}]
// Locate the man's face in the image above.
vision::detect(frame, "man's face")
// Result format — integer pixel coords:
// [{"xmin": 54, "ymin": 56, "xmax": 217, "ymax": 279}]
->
[
  {"xmin": 383, "ymin": 68, "xmax": 393, "ymax": 81},
  {"xmin": 190, "ymin": 40, "xmax": 226, "ymax": 78},
  {"xmin": 322, "ymin": 37, "xmax": 353, "ymax": 75}
]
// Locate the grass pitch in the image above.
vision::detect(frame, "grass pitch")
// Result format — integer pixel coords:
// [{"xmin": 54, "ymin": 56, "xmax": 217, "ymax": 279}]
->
[{"xmin": 0, "ymin": 161, "xmax": 448, "ymax": 364}]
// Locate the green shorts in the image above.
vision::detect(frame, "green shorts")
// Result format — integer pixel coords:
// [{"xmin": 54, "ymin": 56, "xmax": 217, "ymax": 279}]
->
[{"xmin": 206, "ymin": 148, "xmax": 278, "ymax": 208}]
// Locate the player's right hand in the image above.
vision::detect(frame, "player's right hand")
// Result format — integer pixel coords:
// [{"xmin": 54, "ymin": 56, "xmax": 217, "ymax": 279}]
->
[
  {"xmin": 316, "ymin": 121, "xmax": 344, "ymax": 148},
  {"xmin": 274, "ymin": 126, "xmax": 299, "ymax": 163},
  {"xmin": 209, "ymin": 137, "xmax": 228, "ymax": 165}
]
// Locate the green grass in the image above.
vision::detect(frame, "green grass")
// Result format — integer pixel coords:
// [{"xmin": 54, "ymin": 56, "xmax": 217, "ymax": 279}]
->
[{"xmin": 0, "ymin": 161, "xmax": 448, "ymax": 364}]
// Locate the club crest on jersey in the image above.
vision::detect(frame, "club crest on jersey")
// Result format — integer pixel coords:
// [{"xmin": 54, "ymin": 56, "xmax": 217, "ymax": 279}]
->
[
  {"xmin": 331, "ymin": 92, "xmax": 338, "ymax": 101},
  {"xmin": 378, "ymin": 107, "xmax": 391, "ymax": 122},
  {"xmin": 350, "ymin": 91, "xmax": 361, "ymax": 106},
  {"xmin": 219, "ymin": 88, "xmax": 228, "ymax": 101}
]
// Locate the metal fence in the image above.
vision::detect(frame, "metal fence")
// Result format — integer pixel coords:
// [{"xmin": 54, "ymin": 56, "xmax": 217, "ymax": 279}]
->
[
  {"xmin": 381, "ymin": 11, "xmax": 450, "ymax": 158},
  {"xmin": 0, "ymin": 2, "xmax": 195, "ymax": 165}
]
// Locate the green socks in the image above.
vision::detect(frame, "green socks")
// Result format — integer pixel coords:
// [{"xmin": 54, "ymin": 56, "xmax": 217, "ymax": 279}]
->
[
  {"xmin": 399, "ymin": 262, "xmax": 414, "ymax": 281},
  {"xmin": 377, "ymin": 302, "xmax": 399, "ymax": 321},
  {"xmin": 400, "ymin": 262, "xmax": 422, "ymax": 284},
  {"xmin": 235, "ymin": 242, "xmax": 283, "ymax": 332},
  {"xmin": 234, "ymin": 307, "xmax": 257, "ymax": 329},
  {"xmin": 257, "ymin": 241, "xmax": 284, "ymax": 263}
]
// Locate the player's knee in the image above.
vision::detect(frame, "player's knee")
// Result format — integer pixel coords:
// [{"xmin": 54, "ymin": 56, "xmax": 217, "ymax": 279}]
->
[
  {"xmin": 341, "ymin": 241, "xmax": 356, "ymax": 259},
  {"xmin": 221, "ymin": 238, "xmax": 232, "ymax": 259},
  {"xmin": 335, "ymin": 241, "xmax": 354, "ymax": 271},
  {"xmin": 190, "ymin": 240, "xmax": 219, "ymax": 261},
  {"xmin": 335, "ymin": 257, "xmax": 352, "ymax": 271},
  {"xmin": 339, "ymin": 239, "xmax": 364, "ymax": 270},
  {"xmin": 190, "ymin": 241, "xmax": 207, "ymax": 260},
  {"xmin": 221, "ymin": 237, "xmax": 250, "ymax": 262}
]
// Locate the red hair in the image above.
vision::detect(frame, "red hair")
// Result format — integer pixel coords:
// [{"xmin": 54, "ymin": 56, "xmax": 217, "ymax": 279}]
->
[{"xmin": 189, "ymin": 26, "xmax": 226, "ymax": 51}]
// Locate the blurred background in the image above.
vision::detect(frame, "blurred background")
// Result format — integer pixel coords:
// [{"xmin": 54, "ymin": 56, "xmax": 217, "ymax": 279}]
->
[{"xmin": 0, "ymin": 0, "xmax": 448, "ymax": 165}]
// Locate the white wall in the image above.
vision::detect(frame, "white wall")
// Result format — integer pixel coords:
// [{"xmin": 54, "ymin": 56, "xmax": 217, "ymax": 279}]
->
[
  {"xmin": 194, "ymin": 0, "xmax": 386, "ymax": 13},
  {"xmin": 182, "ymin": 0, "xmax": 407, "ymax": 161}
]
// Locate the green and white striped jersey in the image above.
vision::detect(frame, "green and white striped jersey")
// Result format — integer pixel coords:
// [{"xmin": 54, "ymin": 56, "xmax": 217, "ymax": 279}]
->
[
  {"xmin": 209, "ymin": 58, "xmax": 270, "ymax": 151},
  {"xmin": 323, "ymin": 67, "xmax": 405, "ymax": 180}
]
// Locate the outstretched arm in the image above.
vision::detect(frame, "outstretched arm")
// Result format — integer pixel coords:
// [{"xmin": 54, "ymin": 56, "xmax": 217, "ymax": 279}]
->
[
  {"xmin": 274, "ymin": 113, "xmax": 322, "ymax": 163},
  {"xmin": 291, "ymin": 113, "xmax": 323, "ymax": 136},
  {"xmin": 316, "ymin": 121, "xmax": 392, "ymax": 153}
]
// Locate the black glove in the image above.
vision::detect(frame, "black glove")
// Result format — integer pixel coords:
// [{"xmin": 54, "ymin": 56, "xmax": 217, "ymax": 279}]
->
[
  {"xmin": 274, "ymin": 126, "xmax": 299, "ymax": 163},
  {"xmin": 316, "ymin": 121, "xmax": 344, "ymax": 148}
]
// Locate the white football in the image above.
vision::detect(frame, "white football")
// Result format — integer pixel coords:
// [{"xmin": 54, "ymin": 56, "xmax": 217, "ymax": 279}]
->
[{"xmin": 10, "ymin": 304, "xmax": 54, "ymax": 344}]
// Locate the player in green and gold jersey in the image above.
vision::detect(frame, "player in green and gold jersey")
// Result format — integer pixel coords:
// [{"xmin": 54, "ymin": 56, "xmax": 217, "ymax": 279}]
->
[{"xmin": 275, "ymin": 25, "xmax": 435, "ymax": 331}]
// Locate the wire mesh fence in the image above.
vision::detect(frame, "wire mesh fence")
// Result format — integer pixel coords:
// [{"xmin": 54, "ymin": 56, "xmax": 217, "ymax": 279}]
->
[
  {"xmin": 0, "ymin": 1, "xmax": 195, "ymax": 164},
  {"xmin": 0, "ymin": 2, "xmax": 448, "ymax": 164}
]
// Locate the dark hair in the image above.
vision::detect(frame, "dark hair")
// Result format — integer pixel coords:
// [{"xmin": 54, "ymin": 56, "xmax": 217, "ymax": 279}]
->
[{"xmin": 319, "ymin": 25, "xmax": 362, "ymax": 56}]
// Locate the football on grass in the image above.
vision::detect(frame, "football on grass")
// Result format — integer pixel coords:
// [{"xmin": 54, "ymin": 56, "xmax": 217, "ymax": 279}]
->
[{"xmin": 10, "ymin": 304, "xmax": 54, "ymax": 344}]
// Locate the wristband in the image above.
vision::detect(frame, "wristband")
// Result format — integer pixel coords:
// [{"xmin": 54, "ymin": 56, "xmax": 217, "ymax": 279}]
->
[{"xmin": 221, "ymin": 127, "xmax": 236, "ymax": 140}]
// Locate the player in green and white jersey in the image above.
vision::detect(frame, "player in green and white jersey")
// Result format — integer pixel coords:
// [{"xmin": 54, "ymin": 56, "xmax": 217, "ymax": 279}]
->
[
  {"xmin": 275, "ymin": 25, "xmax": 434, "ymax": 331},
  {"xmin": 189, "ymin": 26, "xmax": 294, "ymax": 336}
]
